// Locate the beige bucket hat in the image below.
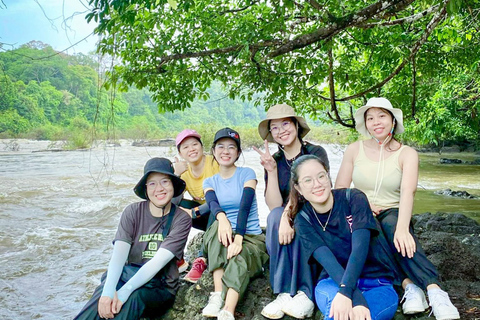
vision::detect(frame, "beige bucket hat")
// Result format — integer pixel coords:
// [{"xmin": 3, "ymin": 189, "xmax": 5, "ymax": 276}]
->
[
  {"xmin": 354, "ymin": 97, "xmax": 405, "ymax": 137},
  {"xmin": 258, "ymin": 104, "xmax": 310, "ymax": 142}
]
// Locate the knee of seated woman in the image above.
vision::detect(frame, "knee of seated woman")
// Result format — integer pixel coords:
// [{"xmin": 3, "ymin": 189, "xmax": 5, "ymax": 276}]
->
[{"xmin": 266, "ymin": 206, "xmax": 285, "ymax": 227}]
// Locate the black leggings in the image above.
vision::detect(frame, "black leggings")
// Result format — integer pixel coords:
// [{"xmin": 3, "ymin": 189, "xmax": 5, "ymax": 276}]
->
[
  {"xmin": 377, "ymin": 208, "xmax": 439, "ymax": 289},
  {"xmin": 74, "ymin": 271, "xmax": 174, "ymax": 320}
]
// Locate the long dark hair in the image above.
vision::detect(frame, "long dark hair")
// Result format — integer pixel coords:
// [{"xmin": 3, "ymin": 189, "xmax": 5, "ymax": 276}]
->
[{"xmin": 287, "ymin": 155, "xmax": 331, "ymax": 220}]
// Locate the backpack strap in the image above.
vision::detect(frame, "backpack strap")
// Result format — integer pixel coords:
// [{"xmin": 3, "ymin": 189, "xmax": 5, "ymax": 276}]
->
[{"xmin": 161, "ymin": 204, "xmax": 176, "ymax": 240}]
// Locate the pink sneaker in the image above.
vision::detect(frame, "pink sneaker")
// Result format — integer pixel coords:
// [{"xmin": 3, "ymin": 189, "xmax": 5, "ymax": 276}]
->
[{"xmin": 183, "ymin": 258, "xmax": 207, "ymax": 283}]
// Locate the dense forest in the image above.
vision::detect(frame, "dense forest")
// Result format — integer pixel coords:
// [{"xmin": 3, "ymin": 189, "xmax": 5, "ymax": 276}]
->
[
  {"xmin": 85, "ymin": 0, "xmax": 480, "ymax": 150},
  {"xmin": 0, "ymin": 38, "xmax": 478, "ymax": 150},
  {"xmin": 0, "ymin": 43, "xmax": 256, "ymax": 145},
  {"xmin": 0, "ymin": 42, "xmax": 355, "ymax": 149}
]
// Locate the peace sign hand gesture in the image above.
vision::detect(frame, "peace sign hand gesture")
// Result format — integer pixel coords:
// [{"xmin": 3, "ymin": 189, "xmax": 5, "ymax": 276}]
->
[{"xmin": 253, "ymin": 140, "xmax": 277, "ymax": 173}]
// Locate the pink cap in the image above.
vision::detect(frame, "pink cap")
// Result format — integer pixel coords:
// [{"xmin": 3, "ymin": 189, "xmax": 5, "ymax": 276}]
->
[{"xmin": 175, "ymin": 129, "xmax": 202, "ymax": 147}]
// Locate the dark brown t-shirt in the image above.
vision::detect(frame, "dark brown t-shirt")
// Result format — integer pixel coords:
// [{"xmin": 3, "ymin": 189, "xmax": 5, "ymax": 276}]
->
[{"xmin": 114, "ymin": 201, "xmax": 192, "ymax": 294}]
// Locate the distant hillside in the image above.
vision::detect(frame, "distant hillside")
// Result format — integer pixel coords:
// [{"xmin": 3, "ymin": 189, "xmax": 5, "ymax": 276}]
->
[{"xmin": 0, "ymin": 41, "xmax": 269, "ymax": 144}]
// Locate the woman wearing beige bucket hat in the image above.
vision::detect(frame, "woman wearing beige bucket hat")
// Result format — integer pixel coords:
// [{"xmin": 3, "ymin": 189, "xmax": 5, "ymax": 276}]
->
[
  {"xmin": 254, "ymin": 104, "xmax": 330, "ymax": 319},
  {"xmin": 336, "ymin": 97, "xmax": 459, "ymax": 320}
]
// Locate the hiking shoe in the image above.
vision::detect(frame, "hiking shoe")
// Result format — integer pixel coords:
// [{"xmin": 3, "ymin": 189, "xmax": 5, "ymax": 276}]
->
[
  {"xmin": 428, "ymin": 289, "xmax": 460, "ymax": 320},
  {"xmin": 176, "ymin": 258, "xmax": 189, "ymax": 273},
  {"xmin": 217, "ymin": 309, "xmax": 235, "ymax": 320},
  {"xmin": 281, "ymin": 291, "xmax": 314, "ymax": 319},
  {"xmin": 202, "ymin": 292, "xmax": 223, "ymax": 317},
  {"xmin": 184, "ymin": 257, "xmax": 207, "ymax": 283},
  {"xmin": 261, "ymin": 293, "xmax": 293, "ymax": 319},
  {"xmin": 401, "ymin": 283, "xmax": 428, "ymax": 314}
]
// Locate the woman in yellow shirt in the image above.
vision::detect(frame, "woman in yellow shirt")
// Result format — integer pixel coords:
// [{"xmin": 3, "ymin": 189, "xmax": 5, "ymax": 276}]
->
[{"xmin": 174, "ymin": 129, "xmax": 220, "ymax": 283}]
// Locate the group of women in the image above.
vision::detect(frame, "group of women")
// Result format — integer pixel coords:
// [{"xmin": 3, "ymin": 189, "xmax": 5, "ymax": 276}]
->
[{"xmin": 75, "ymin": 98, "xmax": 460, "ymax": 320}]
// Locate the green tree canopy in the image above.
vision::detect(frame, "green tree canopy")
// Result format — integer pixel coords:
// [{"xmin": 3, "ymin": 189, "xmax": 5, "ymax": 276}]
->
[{"xmin": 87, "ymin": 0, "xmax": 480, "ymax": 146}]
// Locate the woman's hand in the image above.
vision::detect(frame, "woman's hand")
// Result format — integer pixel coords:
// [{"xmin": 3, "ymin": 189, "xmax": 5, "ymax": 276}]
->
[
  {"xmin": 111, "ymin": 292, "xmax": 124, "ymax": 315},
  {"xmin": 253, "ymin": 140, "xmax": 277, "ymax": 173},
  {"xmin": 174, "ymin": 156, "xmax": 188, "ymax": 175},
  {"xmin": 394, "ymin": 228, "xmax": 416, "ymax": 258},
  {"xmin": 98, "ymin": 295, "xmax": 115, "ymax": 319},
  {"xmin": 217, "ymin": 213, "xmax": 233, "ymax": 247},
  {"xmin": 278, "ymin": 214, "xmax": 295, "ymax": 245},
  {"xmin": 352, "ymin": 305, "xmax": 371, "ymax": 320},
  {"xmin": 329, "ymin": 293, "xmax": 353, "ymax": 320},
  {"xmin": 227, "ymin": 235, "xmax": 243, "ymax": 259},
  {"xmin": 370, "ymin": 203, "xmax": 381, "ymax": 216}
]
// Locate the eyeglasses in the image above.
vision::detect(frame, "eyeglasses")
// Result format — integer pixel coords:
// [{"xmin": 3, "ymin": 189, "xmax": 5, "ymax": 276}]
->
[
  {"xmin": 299, "ymin": 172, "xmax": 329, "ymax": 189},
  {"xmin": 270, "ymin": 120, "xmax": 292, "ymax": 135},
  {"xmin": 146, "ymin": 179, "xmax": 172, "ymax": 189},
  {"xmin": 215, "ymin": 144, "xmax": 238, "ymax": 152}
]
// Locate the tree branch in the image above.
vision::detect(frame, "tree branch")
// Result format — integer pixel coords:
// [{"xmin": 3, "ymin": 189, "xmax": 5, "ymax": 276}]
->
[
  {"xmin": 358, "ymin": 5, "xmax": 440, "ymax": 29},
  {"xmin": 267, "ymin": 0, "xmax": 415, "ymax": 58},
  {"xmin": 157, "ymin": 40, "xmax": 282, "ymax": 66},
  {"xmin": 308, "ymin": 0, "xmax": 324, "ymax": 11},
  {"xmin": 219, "ymin": 1, "xmax": 259, "ymax": 15},
  {"xmin": 411, "ymin": 56, "xmax": 416, "ymax": 117},
  {"xmin": 338, "ymin": 2, "xmax": 449, "ymax": 102}
]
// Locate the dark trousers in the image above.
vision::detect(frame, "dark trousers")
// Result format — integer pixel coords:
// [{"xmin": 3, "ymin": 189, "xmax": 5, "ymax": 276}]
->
[
  {"xmin": 377, "ymin": 208, "xmax": 439, "ymax": 289},
  {"xmin": 266, "ymin": 206, "xmax": 315, "ymax": 299},
  {"xmin": 74, "ymin": 271, "xmax": 174, "ymax": 320}
]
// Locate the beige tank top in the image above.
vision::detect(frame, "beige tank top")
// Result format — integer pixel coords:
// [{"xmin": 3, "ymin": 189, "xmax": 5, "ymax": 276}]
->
[{"xmin": 352, "ymin": 141, "xmax": 406, "ymax": 209}]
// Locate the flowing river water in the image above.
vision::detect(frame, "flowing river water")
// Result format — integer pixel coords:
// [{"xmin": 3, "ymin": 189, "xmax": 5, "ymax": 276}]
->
[{"xmin": 1, "ymin": 139, "xmax": 479, "ymax": 319}]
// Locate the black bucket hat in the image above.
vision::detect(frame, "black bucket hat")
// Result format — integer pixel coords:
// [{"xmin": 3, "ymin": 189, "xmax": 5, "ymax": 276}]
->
[
  {"xmin": 213, "ymin": 127, "xmax": 241, "ymax": 150},
  {"xmin": 134, "ymin": 157, "xmax": 186, "ymax": 199}
]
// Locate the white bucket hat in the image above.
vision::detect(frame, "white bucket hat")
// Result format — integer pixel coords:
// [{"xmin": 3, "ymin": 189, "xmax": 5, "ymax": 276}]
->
[{"xmin": 354, "ymin": 97, "xmax": 405, "ymax": 137}]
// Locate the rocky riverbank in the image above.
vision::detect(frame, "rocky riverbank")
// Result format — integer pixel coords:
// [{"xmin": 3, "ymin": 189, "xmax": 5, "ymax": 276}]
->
[{"xmin": 156, "ymin": 212, "xmax": 480, "ymax": 320}]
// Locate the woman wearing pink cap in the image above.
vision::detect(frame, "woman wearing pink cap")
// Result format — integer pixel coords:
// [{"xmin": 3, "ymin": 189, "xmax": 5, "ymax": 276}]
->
[
  {"xmin": 336, "ymin": 97, "xmax": 459, "ymax": 320},
  {"xmin": 174, "ymin": 129, "xmax": 219, "ymax": 283}
]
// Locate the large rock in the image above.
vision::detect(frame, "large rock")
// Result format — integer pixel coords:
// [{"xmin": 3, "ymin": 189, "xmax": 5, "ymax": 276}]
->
[{"xmin": 157, "ymin": 213, "xmax": 480, "ymax": 320}]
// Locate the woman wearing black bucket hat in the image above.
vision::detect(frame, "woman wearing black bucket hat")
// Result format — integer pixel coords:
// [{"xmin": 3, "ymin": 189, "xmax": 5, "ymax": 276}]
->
[{"xmin": 74, "ymin": 157, "xmax": 192, "ymax": 320}]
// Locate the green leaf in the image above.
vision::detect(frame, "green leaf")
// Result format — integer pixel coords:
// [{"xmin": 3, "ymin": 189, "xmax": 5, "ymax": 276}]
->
[{"xmin": 167, "ymin": 0, "xmax": 178, "ymax": 10}]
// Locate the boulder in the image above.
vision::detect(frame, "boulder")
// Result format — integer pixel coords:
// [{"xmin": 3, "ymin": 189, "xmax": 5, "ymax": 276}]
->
[
  {"xmin": 156, "ymin": 213, "xmax": 480, "ymax": 320},
  {"xmin": 434, "ymin": 189, "xmax": 478, "ymax": 199}
]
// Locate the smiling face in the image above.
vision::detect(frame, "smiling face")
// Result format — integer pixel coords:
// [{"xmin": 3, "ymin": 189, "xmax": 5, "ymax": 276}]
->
[
  {"xmin": 294, "ymin": 159, "xmax": 332, "ymax": 209},
  {"xmin": 365, "ymin": 107, "xmax": 395, "ymax": 141},
  {"xmin": 178, "ymin": 137, "xmax": 203, "ymax": 163},
  {"xmin": 270, "ymin": 117, "xmax": 298, "ymax": 146},
  {"xmin": 145, "ymin": 172, "xmax": 174, "ymax": 208},
  {"xmin": 213, "ymin": 137, "xmax": 239, "ymax": 167}
]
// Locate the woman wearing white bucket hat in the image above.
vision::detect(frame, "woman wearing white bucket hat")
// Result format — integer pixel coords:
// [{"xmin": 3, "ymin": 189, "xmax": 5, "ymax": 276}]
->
[
  {"xmin": 336, "ymin": 97, "xmax": 460, "ymax": 320},
  {"xmin": 254, "ymin": 104, "xmax": 330, "ymax": 319}
]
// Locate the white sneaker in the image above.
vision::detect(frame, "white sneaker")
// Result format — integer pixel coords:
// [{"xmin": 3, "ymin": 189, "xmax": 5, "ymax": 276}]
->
[
  {"xmin": 217, "ymin": 309, "xmax": 235, "ymax": 320},
  {"xmin": 401, "ymin": 283, "xmax": 428, "ymax": 314},
  {"xmin": 428, "ymin": 289, "xmax": 460, "ymax": 320},
  {"xmin": 281, "ymin": 291, "xmax": 314, "ymax": 319},
  {"xmin": 261, "ymin": 293, "xmax": 293, "ymax": 319},
  {"xmin": 202, "ymin": 292, "xmax": 223, "ymax": 317}
]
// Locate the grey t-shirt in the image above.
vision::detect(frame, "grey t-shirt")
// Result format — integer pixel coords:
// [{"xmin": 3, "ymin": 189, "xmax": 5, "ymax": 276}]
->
[{"xmin": 114, "ymin": 201, "xmax": 192, "ymax": 294}]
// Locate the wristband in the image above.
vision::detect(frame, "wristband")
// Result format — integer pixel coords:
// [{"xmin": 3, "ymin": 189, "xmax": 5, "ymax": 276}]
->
[{"xmin": 191, "ymin": 207, "xmax": 201, "ymax": 219}]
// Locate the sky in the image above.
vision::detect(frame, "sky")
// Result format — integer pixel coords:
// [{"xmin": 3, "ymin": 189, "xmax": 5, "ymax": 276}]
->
[{"xmin": 0, "ymin": 0, "xmax": 98, "ymax": 54}]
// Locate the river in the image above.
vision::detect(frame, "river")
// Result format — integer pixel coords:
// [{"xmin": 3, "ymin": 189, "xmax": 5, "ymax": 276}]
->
[{"xmin": 0, "ymin": 139, "xmax": 479, "ymax": 319}]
